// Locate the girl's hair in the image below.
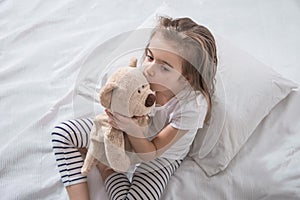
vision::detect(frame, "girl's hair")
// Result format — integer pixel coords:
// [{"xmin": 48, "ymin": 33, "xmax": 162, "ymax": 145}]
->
[{"xmin": 147, "ymin": 16, "xmax": 218, "ymax": 123}]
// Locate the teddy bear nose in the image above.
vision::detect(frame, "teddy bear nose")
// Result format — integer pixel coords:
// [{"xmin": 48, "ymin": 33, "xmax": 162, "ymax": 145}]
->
[{"xmin": 145, "ymin": 94, "xmax": 155, "ymax": 107}]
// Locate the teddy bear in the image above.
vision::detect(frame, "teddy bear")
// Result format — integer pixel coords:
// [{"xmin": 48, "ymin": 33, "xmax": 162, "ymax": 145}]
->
[{"xmin": 81, "ymin": 58, "xmax": 156, "ymax": 175}]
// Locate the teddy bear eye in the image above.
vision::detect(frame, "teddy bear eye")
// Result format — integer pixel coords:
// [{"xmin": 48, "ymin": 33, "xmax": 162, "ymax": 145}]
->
[
  {"xmin": 142, "ymin": 85, "xmax": 145, "ymax": 88},
  {"xmin": 138, "ymin": 89, "xmax": 141, "ymax": 93}
]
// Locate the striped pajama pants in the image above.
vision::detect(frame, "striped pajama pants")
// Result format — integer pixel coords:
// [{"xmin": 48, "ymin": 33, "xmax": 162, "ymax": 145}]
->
[{"xmin": 51, "ymin": 118, "xmax": 182, "ymax": 200}]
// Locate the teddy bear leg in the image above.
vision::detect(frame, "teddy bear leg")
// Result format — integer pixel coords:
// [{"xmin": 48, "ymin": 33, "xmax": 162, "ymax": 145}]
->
[
  {"xmin": 81, "ymin": 153, "xmax": 98, "ymax": 176},
  {"xmin": 105, "ymin": 142, "xmax": 131, "ymax": 172}
]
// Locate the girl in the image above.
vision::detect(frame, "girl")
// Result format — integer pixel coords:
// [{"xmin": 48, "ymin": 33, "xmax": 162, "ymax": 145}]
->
[{"xmin": 51, "ymin": 16, "xmax": 217, "ymax": 200}]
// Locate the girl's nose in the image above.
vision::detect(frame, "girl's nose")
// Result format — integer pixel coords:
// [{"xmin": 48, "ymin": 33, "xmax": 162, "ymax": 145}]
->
[{"xmin": 144, "ymin": 63, "xmax": 155, "ymax": 77}]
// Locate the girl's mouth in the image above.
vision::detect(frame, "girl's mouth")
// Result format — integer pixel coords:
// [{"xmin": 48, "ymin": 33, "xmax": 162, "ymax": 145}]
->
[{"xmin": 133, "ymin": 115, "xmax": 146, "ymax": 119}]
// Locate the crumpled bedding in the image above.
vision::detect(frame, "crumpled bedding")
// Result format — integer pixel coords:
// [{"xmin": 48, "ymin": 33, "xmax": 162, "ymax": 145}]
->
[{"xmin": 0, "ymin": 0, "xmax": 299, "ymax": 199}]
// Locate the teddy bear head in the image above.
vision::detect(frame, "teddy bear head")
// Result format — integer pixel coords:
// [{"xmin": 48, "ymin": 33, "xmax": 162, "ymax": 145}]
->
[{"xmin": 99, "ymin": 61, "xmax": 155, "ymax": 117}]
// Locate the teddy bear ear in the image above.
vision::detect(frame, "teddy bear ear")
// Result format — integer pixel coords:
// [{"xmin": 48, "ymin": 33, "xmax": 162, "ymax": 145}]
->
[
  {"xmin": 128, "ymin": 57, "xmax": 137, "ymax": 68},
  {"xmin": 99, "ymin": 83, "xmax": 117, "ymax": 108}
]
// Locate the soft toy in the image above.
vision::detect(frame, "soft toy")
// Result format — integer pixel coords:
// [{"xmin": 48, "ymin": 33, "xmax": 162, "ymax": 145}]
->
[{"xmin": 81, "ymin": 58, "xmax": 156, "ymax": 175}]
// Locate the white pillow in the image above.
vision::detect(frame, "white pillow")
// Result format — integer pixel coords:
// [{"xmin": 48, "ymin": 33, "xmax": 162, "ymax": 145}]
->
[{"xmin": 188, "ymin": 34, "xmax": 298, "ymax": 176}]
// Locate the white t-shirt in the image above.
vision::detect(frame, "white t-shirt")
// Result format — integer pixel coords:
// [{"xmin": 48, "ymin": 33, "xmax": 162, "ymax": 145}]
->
[{"xmin": 146, "ymin": 88, "xmax": 208, "ymax": 160}]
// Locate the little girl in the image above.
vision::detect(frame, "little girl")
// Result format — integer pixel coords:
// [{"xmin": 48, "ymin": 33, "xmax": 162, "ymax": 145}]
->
[{"xmin": 51, "ymin": 16, "xmax": 217, "ymax": 200}]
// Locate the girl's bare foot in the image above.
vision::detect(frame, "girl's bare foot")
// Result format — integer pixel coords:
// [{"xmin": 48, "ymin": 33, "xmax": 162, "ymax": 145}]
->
[{"xmin": 97, "ymin": 162, "xmax": 116, "ymax": 182}]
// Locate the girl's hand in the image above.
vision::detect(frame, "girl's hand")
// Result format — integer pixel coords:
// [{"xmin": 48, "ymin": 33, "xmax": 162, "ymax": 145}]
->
[
  {"xmin": 105, "ymin": 109, "xmax": 146, "ymax": 138},
  {"xmin": 105, "ymin": 109, "xmax": 120, "ymax": 129}
]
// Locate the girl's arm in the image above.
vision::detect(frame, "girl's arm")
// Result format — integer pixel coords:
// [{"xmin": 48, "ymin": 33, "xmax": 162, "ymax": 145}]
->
[
  {"xmin": 126, "ymin": 124, "xmax": 187, "ymax": 161},
  {"xmin": 106, "ymin": 110, "xmax": 188, "ymax": 161}
]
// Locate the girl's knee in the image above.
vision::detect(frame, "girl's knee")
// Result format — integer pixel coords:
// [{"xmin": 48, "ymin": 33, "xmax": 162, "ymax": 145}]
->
[
  {"xmin": 51, "ymin": 119, "xmax": 92, "ymax": 149},
  {"xmin": 51, "ymin": 120, "xmax": 74, "ymax": 145}
]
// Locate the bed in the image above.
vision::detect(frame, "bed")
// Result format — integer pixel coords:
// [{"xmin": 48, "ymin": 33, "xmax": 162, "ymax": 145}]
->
[{"xmin": 1, "ymin": 0, "xmax": 300, "ymax": 199}]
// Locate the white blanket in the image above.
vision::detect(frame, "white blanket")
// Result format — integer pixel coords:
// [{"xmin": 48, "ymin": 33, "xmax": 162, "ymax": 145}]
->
[{"xmin": 1, "ymin": 0, "xmax": 299, "ymax": 199}]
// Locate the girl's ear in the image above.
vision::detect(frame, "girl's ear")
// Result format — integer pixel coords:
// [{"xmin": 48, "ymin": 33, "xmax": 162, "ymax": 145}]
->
[
  {"xmin": 128, "ymin": 57, "xmax": 137, "ymax": 68},
  {"xmin": 185, "ymin": 75, "xmax": 190, "ymax": 81},
  {"xmin": 180, "ymin": 74, "xmax": 193, "ymax": 88},
  {"xmin": 99, "ymin": 83, "xmax": 117, "ymax": 108},
  {"xmin": 181, "ymin": 74, "xmax": 190, "ymax": 83}
]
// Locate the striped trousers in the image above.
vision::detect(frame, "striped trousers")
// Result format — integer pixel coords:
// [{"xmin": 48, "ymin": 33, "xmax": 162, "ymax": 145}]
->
[{"xmin": 51, "ymin": 118, "xmax": 182, "ymax": 200}]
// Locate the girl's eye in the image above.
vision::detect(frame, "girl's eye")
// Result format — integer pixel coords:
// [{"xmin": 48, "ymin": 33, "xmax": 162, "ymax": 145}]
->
[
  {"xmin": 160, "ymin": 65, "xmax": 170, "ymax": 71},
  {"xmin": 146, "ymin": 55, "xmax": 154, "ymax": 61}
]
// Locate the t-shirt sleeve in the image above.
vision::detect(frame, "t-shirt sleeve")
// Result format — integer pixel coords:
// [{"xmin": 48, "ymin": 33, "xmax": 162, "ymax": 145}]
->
[{"xmin": 170, "ymin": 94, "xmax": 207, "ymax": 130}]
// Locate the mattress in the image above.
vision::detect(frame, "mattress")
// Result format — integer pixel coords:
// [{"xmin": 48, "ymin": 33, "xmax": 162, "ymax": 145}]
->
[{"xmin": 0, "ymin": 0, "xmax": 299, "ymax": 199}]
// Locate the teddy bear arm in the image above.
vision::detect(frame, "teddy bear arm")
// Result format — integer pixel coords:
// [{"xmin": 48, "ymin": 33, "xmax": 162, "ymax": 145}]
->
[{"xmin": 81, "ymin": 115, "xmax": 110, "ymax": 175}]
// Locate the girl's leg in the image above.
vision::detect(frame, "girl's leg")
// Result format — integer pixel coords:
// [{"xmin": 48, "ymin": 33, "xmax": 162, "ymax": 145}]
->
[
  {"xmin": 66, "ymin": 182, "xmax": 90, "ymax": 200},
  {"xmin": 51, "ymin": 118, "xmax": 93, "ymax": 200},
  {"xmin": 102, "ymin": 157, "xmax": 182, "ymax": 200}
]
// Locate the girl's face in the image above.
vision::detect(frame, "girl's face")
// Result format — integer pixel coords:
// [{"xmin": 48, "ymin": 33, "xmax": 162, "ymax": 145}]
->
[{"xmin": 142, "ymin": 35, "xmax": 186, "ymax": 94}]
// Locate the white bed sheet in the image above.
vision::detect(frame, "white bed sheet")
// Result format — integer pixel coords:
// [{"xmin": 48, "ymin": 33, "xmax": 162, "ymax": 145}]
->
[{"xmin": 0, "ymin": 0, "xmax": 299, "ymax": 200}]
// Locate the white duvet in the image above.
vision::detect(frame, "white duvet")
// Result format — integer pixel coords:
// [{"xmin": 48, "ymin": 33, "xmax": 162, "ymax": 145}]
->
[{"xmin": 1, "ymin": 0, "xmax": 299, "ymax": 199}]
